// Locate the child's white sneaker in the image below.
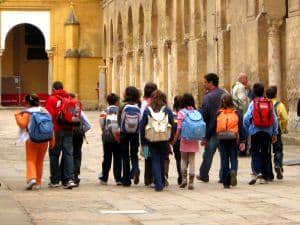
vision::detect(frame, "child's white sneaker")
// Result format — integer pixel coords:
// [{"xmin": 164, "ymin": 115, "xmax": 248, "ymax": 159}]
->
[{"xmin": 26, "ymin": 179, "xmax": 37, "ymax": 190}]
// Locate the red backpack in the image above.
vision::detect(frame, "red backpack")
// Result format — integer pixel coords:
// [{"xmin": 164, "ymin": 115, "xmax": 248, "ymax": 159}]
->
[
  {"xmin": 252, "ymin": 98, "xmax": 274, "ymax": 128},
  {"xmin": 56, "ymin": 96, "xmax": 82, "ymax": 126}
]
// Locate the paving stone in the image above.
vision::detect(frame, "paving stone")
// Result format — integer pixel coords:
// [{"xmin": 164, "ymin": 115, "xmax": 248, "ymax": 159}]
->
[{"xmin": 1, "ymin": 110, "xmax": 300, "ymax": 225}]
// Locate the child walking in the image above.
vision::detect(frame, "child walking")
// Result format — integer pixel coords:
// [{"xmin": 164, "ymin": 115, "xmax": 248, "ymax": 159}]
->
[
  {"xmin": 15, "ymin": 93, "xmax": 55, "ymax": 190},
  {"xmin": 266, "ymin": 86, "xmax": 288, "ymax": 180},
  {"xmin": 140, "ymin": 90, "xmax": 174, "ymax": 191},
  {"xmin": 171, "ymin": 95, "xmax": 183, "ymax": 185},
  {"xmin": 244, "ymin": 83, "xmax": 278, "ymax": 185},
  {"xmin": 171, "ymin": 93, "xmax": 205, "ymax": 190},
  {"xmin": 212, "ymin": 94, "xmax": 246, "ymax": 188},
  {"xmin": 140, "ymin": 82, "xmax": 158, "ymax": 186},
  {"xmin": 99, "ymin": 93, "xmax": 122, "ymax": 185},
  {"xmin": 118, "ymin": 86, "xmax": 141, "ymax": 186}
]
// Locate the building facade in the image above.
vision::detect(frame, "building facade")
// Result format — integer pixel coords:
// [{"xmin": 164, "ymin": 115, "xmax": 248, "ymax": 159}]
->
[
  {"xmin": 0, "ymin": 0, "xmax": 102, "ymax": 108},
  {"xmin": 102, "ymin": 0, "xmax": 300, "ymax": 130},
  {"xmin": 0, "ymin": 0, "xmax": 299, "ymax": 130}
]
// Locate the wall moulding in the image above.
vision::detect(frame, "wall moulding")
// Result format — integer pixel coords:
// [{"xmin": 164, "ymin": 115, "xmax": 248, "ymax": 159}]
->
[
  {"xmin": 246, "ymin": 0, "xmax": 258, "ymax": 20},
  {"xmin": 288, "ymin": 0, "xmax": 300, "ymax": 17}
]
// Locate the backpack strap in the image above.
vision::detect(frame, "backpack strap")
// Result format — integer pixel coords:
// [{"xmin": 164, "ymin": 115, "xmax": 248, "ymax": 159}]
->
[{"xmin": 274, "ymin": 101, "xmax": 280, "ymax": 116}]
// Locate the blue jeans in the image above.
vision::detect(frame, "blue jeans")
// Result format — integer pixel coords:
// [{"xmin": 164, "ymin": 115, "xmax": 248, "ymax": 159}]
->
[
  {"xmin": 199, "ymin": 135, "xmax": 222, "ymax": 181},
  {"xmin": 120, "ymin": 133, "xmax": 139, "ymax": 185},
  {"xmin": 49, "ymin": 131, "xmax": 74, "ymax": 183},
  {"xmin": 250, "ymin": 132, "xmax": 273, "ymax": 180},
  {"xmin": 219, "ymin": 139, "xmax": 238, "ymax": 185},
  {"xmin": 150, "ymin": 142, "xmax": 167, "ymax": 191}
]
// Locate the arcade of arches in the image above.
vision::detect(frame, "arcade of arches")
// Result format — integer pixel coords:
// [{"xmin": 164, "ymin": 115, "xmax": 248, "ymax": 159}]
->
[
  {"xmin": 0, "ymin": 0, "xmax": 300, "ymax": 130},
  {"xmin": 102, "ymin": 0, "xmax": 300, "ymax": 130}
]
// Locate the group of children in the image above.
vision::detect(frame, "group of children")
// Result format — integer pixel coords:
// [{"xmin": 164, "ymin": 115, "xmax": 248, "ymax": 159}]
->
[
  {"xmin": 14, "ymin": 77, "xmax": 288, "ymax": 191},
  {"xmin": 98, "ymin": 81, "xmax": 287, "ymax": 191}
]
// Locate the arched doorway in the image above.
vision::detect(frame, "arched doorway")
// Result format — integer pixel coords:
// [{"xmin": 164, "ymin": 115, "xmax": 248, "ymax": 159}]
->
[{"xmin": 1, "ymin": 23, "xmax": 48, "ymax": 106}]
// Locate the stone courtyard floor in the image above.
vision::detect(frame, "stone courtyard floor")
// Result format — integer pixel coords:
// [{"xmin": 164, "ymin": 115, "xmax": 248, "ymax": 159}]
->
[{"xmin": 0, "ymin": 110, "xmax": 300, "ymax": 225}]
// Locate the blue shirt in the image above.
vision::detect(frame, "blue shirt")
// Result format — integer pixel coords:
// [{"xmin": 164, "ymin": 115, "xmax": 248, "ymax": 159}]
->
[{"xmin": 243, "ymin": 98, "xmax": 278, "ymax": 137}]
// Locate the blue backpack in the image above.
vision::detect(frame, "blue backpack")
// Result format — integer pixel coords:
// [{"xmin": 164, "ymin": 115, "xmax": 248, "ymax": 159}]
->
[
  {"xmin": 181, "ymin": 109, "xmax": 206, "ymax": 140},
  {"xmin": 121, "ymin": 104, "xmax": 141, "ymax": 133},
  {"xmin": 28, "ymin": 111, "xmax": 54, "ymax": 143}
]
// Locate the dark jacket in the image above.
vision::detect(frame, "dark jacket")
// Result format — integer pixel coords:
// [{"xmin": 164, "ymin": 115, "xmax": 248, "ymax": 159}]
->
[
  {"xmin": 200, "ymin": 88, "xmax": 226, "ymax": 139},
  {"xmin": 140, "ymin": 106, "xmax": 175, "ymax": 146}
]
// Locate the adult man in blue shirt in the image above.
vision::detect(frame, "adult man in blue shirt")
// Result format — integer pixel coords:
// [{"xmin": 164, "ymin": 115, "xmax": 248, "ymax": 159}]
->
[{"xmin": 197, "ymin": 73, "xmax": 226, "ymax": 183}]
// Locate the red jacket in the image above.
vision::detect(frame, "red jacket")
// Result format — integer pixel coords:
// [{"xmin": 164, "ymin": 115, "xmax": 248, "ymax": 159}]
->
[{"xmin": 45, "ymin": 89, "xmax": 70, "ymax": 132}]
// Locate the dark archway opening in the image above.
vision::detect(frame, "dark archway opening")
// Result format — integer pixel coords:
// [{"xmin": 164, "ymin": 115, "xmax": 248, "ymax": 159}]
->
[{"xmin": 2, "ymin": 23, "xmax": 48, "ymax": 106}]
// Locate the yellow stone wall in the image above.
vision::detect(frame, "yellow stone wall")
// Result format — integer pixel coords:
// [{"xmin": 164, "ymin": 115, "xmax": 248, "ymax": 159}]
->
[
  {"xmin": 0, "ymin": 0, "xmax": 103, "ymax": 108},
  {"xmin": 102, "ymin": 0, "xmax": 300, "ymax": 130}
]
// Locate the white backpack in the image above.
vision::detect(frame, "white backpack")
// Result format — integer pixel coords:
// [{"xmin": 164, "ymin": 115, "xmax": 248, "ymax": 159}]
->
[{"xmin": 145, "ymin": 106, "xmax": 172, "ymax": 142}]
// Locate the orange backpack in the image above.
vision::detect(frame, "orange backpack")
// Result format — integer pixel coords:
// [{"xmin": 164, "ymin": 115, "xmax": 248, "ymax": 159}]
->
[{"xmin": 216, "ymin": 109, "xmax": 239, "ymax": 140}]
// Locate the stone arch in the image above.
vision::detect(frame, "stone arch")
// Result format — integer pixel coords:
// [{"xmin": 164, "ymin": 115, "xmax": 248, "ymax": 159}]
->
[
  {"xmin": 166, "ymin": 0, "xmax": 173, "ymax": 39},
  {"xmin": 184, "ymin": 0, "xmax": 191, "ymax": 35},
  {"xmin": 103, "ymin": 25, "xmax": 107, "ymax": 58},
  {"xmin": 1, "ymin": 11, "xmax": 50, "ymax": 50},
  {"xmin": 2, "ymin": 23, "xmax": 49, "ymax": 105},
  {"xmin": 110, "ymin": 20, "xmax": 114, "ymax": 57},
  {"xmin": 117, "ymin": 12, "xmax": 123, "ymax": 52},
  {"xmin": 151, "ymin": 0, "xmax": 158, "ymax": 46},
  {"xmin": 176, "ymin": 0, "xmax": 183, "ymax": 41},
  {"xmin": 176, "ymin": 0, "xmax": 189, "ymax": 93},
  {"xmin": 200, "ymin": 0, "xmax": 207, "ymax": 36},
  {"xmin": 138, "ymin": 5, "xmax": 144, "ymax": 47},
  {"xmin": 115, "ymin": 12, "xmax": 123, "ymax": 95},
  {"xmin": 194, "ymin": 0, "xmax": 201, "ymax": 38},
  {"xmin": 127, "ymin": 7, "xmax": 133, "ymax": 50}
]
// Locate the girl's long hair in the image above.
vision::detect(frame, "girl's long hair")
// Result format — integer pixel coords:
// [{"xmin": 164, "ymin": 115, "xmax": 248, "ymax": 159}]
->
[
  {"xmin": 220, "ymin": 93, "xmax": 235, "ymax": 109},
  {"xmin": 181, "ymin": 93, "xmax": 196, "ymax": 109},
  {"xmin": 150, "ymin": 90, "xmax": 167, "ymax": 112},
  {"xmin": 123, "ymin": 86, "xmax": 141, "ymax": 104}
]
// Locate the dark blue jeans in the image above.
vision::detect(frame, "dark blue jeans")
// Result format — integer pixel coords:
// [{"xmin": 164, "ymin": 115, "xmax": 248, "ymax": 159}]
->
[
  {"xmin": 101, "ymin": 142, "xmax": 122, "ymax": 182},
  {"xmin": 250, "ymin": 132, "xmax": 273, "ymax": 180},
  {"xmin": 149, "ymin": 142, "xmax": 168, "ymax": 191},
  {"xmin": 199, "ymin": 135, "xmax": 222, "ymax": 181},
  {"xmin": 120, "ymin": 133, "xmax": 139, "ymax": 185},
  {"xmin": 272, "ymin": 129, "xmax": 283, "ymax": 169},
  {"xmin": 219, "ymin": 139, "xmax": 238, "ymax": 185},
  {"xmin": 49, "ymin": 131, "xmax": 74, "ymax": 184},
  {"xmin": 72, "ymin": 131, "xmax": 84, "ymax": 183},
  {"xmin": 144, "ymin": 157, "xmax": 153, "ymax": 185}
]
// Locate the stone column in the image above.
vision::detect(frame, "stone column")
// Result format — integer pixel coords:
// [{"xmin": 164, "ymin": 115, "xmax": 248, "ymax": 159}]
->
[
  {"xmin": 0, "ymin": 49, "xmax": 3, "ymax": 105},
  {"xmin": 188, "ymin": 38, "xmax": 199, "ymax": 102},
  {"xmin": 151, "ymin": 45, "xmax": 158, "ymax": 85},
  {"xmin": 127, "ymin": 51, "xmax": 134, "ymax": 86},
  {"xmin": 165, "ymin": 40, "xmax": 172, "ymax": 104},
  {"xmin": 46, "ymin": 49, "xmax": 54, "ymax": 95},
  {"xmin": 267, "ymin": 18, "xmax": 283, "ymax": 99},
  {"xmin": 144, "ymin": 45, "xmax": 152, "ymax": 82},
  {"xmin": 107, "ymin": 57, "xmax": 113, "ymax": 94},
  {"xmin": 138, "ymin": 49, "xmax": 145, "ymax": 90},
  {"xmin": 98, "ymin": 66, "xmax": 107, "ymax": 110}
]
